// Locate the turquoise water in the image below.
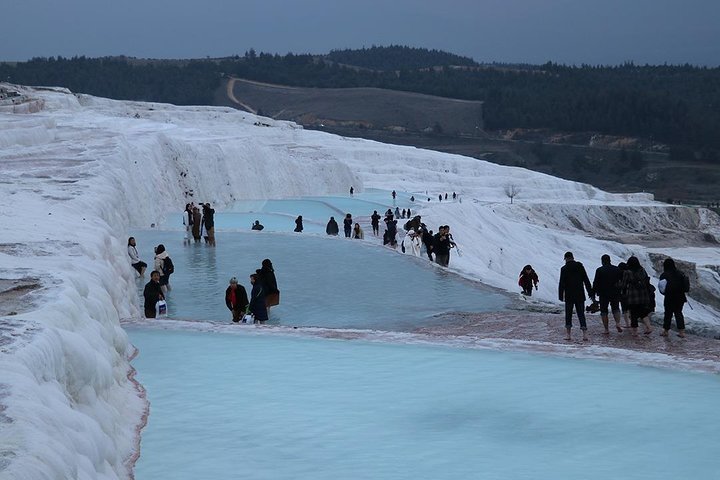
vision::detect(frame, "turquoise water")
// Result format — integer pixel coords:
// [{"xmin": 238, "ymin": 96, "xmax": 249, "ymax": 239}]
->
[
  {"xmin": 131, "ymin": 229, "xmax": 506, "ymax": 330},
  {"xmin": 130, "ymin": 329, "xmax": 720, "ymax": 480}
]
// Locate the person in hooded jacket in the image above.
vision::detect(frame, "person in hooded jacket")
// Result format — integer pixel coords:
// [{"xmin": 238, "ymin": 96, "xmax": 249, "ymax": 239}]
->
[
  {"xmin": 659, "ymin": 257, "xmax": 689, "ymax": 337},
  {"xmin": 257, "ymin": 258, "xmax": 280, "ymax": 308},
  {"xmin": 326, "ymin": 217, "xmax": 339, "ymax": 235},
  {"xmin": 621, "ymin": 256, "xmax": 654, "ymax": 336},
  {"xmin": 518, "ymin": 265, "xmax": 539, "ymax": 296},
  {"xmin": 294, "ymin": 215, "xmax": 304, "ymax": 232}
]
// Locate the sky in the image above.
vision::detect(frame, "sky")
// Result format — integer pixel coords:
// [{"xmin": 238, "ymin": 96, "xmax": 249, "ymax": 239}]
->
[{"xmin": 1, "ymin": 0, "xmax": 719, "ymax": 66}]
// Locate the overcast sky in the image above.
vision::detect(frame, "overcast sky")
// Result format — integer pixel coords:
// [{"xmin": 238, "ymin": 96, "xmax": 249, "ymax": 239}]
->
[{"xmin": 2, "ymin": 0, "xmax": 718, "ymax": 65}]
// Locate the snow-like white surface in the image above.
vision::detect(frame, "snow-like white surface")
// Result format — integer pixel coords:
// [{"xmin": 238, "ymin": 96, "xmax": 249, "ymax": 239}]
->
[{"xmin": 1, "ymin": 84, "xmax": 719, "ymax": 479}]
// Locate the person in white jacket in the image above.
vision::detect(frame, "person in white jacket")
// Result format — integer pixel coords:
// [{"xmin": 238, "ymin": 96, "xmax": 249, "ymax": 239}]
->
[
  {"xmin": 404, "ymin": 229, "xmax": 422, "ymax": 257},
  {"xmin": 127, "ymin": 237, "xmax": 147, "ymax": 276}
]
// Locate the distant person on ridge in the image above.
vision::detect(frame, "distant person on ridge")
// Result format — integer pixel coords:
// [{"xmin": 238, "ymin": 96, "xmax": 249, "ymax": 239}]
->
[
  {"xmin": 225, "ymin": 277, "xmax": 249, "ymax": 323},
  {"xmin": 143, "ymin": 271, "xmax": 164, "ymax": 318},
  {"xmin": 370, "ymin": 210, "xmax": 381, "ymax": 236},
  {"xmin": 349, "ymin": 186, "xmax": 354, "ymax": 196},
  {"xmin": 392, "ymin": 190, "xmax": 397, "ymax": 200},
  {"xmin": 558, "ymin": 251, "xmax": 593, "ymax": 341},
  {"xmin": 518, "ymin": 265, "xmax": 539, "ymax": 296},
  {"xmin": 127, "ymin": 237, "xmax": 147, "ymax": 276},
  {"xmin": 592, "ymin": 254, "xmax": 624, "ymax": 334},
  {"xmin": 294, "ymin": 215, "xmax": 304, "ymax": 232},
  {"xmin": 251, "ymin": 220, "xmax": 264, "ymax": 231},
  {"xmin": 326, "ymin": 216, "xmax": 339, "ymax": 235},
  {"xmin": 410, "ymin": 195, "xmax": 415, "ymax": 202}
]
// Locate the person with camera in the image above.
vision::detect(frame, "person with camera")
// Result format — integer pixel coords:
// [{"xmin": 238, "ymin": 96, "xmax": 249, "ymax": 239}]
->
[{"xmin": 433, "ymin": 226, "xmax": 452, "ymax": 267}]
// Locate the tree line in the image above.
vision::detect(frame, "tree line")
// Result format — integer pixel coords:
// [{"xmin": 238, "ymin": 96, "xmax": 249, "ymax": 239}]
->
[{"xmin": 2, "ymin": 48, "xmax": 719, "ymax": 152}]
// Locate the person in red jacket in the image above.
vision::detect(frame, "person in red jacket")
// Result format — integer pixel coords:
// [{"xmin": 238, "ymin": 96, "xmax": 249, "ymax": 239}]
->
[
  {"xmin": 518, "ymin": 265, "xmax": 539, "ymax": 296},
  {"xmin": 225, "ymin": 277, "xmax": 249, "ymax": 323}
]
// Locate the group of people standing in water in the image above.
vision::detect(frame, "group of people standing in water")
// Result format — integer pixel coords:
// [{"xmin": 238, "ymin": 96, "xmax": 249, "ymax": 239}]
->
[{"xmin": 521, "ymin": 251, "xmax": 691, "ymax": 341}]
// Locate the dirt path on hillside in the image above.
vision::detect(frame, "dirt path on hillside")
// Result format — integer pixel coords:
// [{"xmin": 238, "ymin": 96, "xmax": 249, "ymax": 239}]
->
[{"xmin": 225, "ymin": 77, "xmax": 257, "ymax": 114}]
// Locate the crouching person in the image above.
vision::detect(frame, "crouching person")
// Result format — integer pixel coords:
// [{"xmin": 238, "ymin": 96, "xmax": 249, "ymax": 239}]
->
[
  {"xmin": 225, "ymin": 277, "xmax": 249, "ymax": 323},
  {"xmin": 143, "ymin": 271, "xmax": 164, "ymax": 318}
]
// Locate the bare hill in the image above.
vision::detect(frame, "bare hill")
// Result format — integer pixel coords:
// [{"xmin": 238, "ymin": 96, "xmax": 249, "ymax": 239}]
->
[{"xmin": 215, "ymin": 77, "xmax": 484, "ymax": 136}]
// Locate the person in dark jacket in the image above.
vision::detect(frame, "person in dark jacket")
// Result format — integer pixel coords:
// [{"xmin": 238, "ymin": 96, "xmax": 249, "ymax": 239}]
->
[
  {"xmin": 422, "ymin": 229, "xmax": 434, "ymax": 260},
  {"xmin": 370, "ymin": 210, "xmax": 381, "ymax": 236},
  {"xmin": 257, "ymin": 258, "xmax": 280, "ymax": 308},
  {"xmin": 592, "ymin": 254, "xmax": 624, "ymax": 334},
  {"xmin": 621, "ymin": 256, "xmax": 654, "ymax": 336},
  {"xmin": 143, "ymin": 271, "xmax": 164, "ymax": 318},
  {"xmin": 192, "ymin": 205, "xmax": 202, "ymax": 241},
  {"xmin": 251, "ymin": 220, "xmax": 264, "ymax": 231},
  {"xmin": 659, "ymin": 257, "xmax": 689, "ymax": 337},
  {"xmin": 558, "ymin": 251, "xmax": 593, "ymax": 341},
  {"xmin": 225, "ymin": 277, "xmax": 249, "ymax": 323},
  {"xmin": 326, "ymin": 216, "xmax": 339, "ymax": 235},
  {"xmin": 433, "ymin": 226, "xmax": 452, "ymax": 267},
  {"xmin": 202, "ymin": 203, "xmax": 215, "ymax": 245},
  {"xmin": 518, "ymin": 265, "xmax": 539, "ymax": 296},
  {"xmin": 343, "ymin": 213, "xmax": 353, "ymax": 238},
  {"xmin": 294, "ymin": 215, "xmax": 303, "ymax": 233},
  {"xmin": 249, "ymin": 273, "xmax": 268, "ymax": 323}
]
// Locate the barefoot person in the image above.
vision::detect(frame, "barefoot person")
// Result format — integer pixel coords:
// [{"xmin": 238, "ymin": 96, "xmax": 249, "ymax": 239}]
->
[
  {"xmin": 558, "ymin": 251, "xmax": 593, "ymax": 341},
  {"xmin": 621, "ymin": 256, "xmax": 654, "ymax": 336},
  {"xmin": 127, "ymin": 237, "xmax": 147, "ymax": 276},
  {"xmin": 592, "ymin": 254, "xmax": 624, "ymax": 334},
  {"xmin": 659, "ymin": 257, "xmax": 690, "ymax": 338}
]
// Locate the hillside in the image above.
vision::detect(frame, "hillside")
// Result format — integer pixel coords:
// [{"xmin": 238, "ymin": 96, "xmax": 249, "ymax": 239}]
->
[{"xmin": 216, "ymin": 77, "xmax": 484, "ymax": 136}]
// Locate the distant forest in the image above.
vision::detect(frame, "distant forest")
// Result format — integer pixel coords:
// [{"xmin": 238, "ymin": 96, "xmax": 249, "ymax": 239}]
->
[{"xmin": 2, "ymin": 46, "xmax": 719, "ymax": 151}]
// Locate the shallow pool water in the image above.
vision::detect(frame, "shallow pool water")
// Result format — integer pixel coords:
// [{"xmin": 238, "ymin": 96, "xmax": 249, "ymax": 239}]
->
[
  {"xmin": 130, "ymin": 328, "xmax": 720, "ymax": 480},
  {"xmin": 161, "ymin": 189, "xmax": 428, "ymax": 233},
  {"xmin": 132, "ymin": 229, "xmax": 507, "ymax": 330}
]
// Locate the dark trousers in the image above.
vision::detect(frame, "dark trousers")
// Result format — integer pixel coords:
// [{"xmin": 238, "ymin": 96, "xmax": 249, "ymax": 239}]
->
[
  {"xmin": 663, "ymin": 301, "xmax": 685, "ymax": 330},
  {"xmin": 564, "ymin": 299, "xmax": 587, "ymax": 330},
  {"xmin": 435, "ymin": 254, "xmax": 449, "ymax": 267},
  {"xmin": 144, "ymin": 307, "xmax": 156, "ymax": 319},
  {"xmin": 132, "ymin": 261, "xmax": 147, "ymax": 274}
]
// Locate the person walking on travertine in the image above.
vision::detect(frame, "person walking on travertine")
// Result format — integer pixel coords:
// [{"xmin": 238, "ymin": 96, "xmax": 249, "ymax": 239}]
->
[
  {"xmin": 558, "ymin": 251, "xmax": 593, "ymax": 341},
  {"xmin": 592, "ymin": 254, "xmax": 624, "ymax": 334}
]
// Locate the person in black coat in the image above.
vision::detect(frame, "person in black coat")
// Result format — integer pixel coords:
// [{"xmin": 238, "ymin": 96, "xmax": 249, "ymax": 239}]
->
[
  {"xmin": 143, "ymin": 271, "xmax": 164, "ymax": 318},
  {"xmin": 225, "ymin": 277, "xmax": 249, "ymax": 323},
  {"xmin": 249, "ymin": 273, "xmax": 268, "ymax": 323},
  {"xmin": 370, "ymin": 210, "xmax": 381, "ymax": 236},
  {"xmin": 326, "ymin": 216, "xmax": 339, "ymax": 235},
  {"xmin": 422, "ymin": 229, "xmax": 434, "ymax": 260},
  {"xmin": 294, "ymin": 215, "xmax": 303, "ymax": 233},
  {"xmin": 659, "ymin": 257, "xmax": 689, "ymax": 337},
  {"xmin": 433, "ymin": 226, "xmax": 451, "ymax": 267},
  {"xmin": 343, "ymin": 213, "xmax": 353, "ymax": 238},
  {"xmin": 592, "ymin": 254, "xmax": 624, "ymax": 334},
  {"xmin": 558, "ymin": 251, "xmax": 593, "ymax": 341},
  {"xmin": 257, "ymin": 258, "xmax": 280, "ymax": 308},
  {"xmin": 251, "ymin": 220, "xmax": 264, "ymax": 231}
]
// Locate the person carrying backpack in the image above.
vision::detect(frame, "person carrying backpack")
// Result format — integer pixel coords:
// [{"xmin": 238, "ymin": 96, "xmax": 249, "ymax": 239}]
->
[
  {"xmin": 153, "ymin": 244, "xmax": 174, "ymax": 294},
  {"xmin": 658, "ymin": 257, "xmax": 690, "ymax": 337}
]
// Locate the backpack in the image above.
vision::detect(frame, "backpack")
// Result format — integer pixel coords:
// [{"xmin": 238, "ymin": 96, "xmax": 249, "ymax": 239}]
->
[{"xmin": 163, "ymin": 256, "xmax": 175, "ymax": 275}]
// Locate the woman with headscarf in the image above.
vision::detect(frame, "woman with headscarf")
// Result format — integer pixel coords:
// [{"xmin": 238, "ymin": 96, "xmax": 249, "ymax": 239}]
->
[
  {"xmin": 257, "ymin": 258, "xmax": 280, "ymax": 308},
  {"xmin": 621, "ymin": 256, "xmax": 654, "ymax": 336}
]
